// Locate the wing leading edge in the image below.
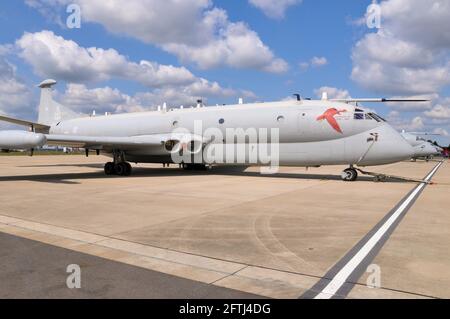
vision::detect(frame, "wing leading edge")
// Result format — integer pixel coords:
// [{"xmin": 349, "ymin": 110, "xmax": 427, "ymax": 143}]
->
[{"xmin": 45, "ymin": 133, "xmax": 205, "ymax": 151}]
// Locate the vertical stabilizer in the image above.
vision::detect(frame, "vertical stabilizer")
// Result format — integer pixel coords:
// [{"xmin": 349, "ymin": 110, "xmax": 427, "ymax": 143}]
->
[{"xmin": 38, "ymin": 79, "xmax": 78, "ymax": 125}]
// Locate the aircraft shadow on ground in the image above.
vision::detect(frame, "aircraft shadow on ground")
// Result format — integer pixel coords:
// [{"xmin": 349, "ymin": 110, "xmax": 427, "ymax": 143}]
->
[{"xmin": 0, "ymin": 165, "xmax": 415, "ymax": 184}]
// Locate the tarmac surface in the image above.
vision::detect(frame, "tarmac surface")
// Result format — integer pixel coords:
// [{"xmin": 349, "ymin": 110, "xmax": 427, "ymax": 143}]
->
[
  {"xmin": 0, "ymin": 231, "xmax": 261, "ymax": 298},
  {"xmin": 0, "ymin": 155, "xmax": 448, "ymax": 299}
]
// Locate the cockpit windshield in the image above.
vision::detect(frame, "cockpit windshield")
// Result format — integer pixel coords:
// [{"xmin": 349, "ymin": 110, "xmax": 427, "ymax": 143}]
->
[
  {"xmin": 354, "ymin": 110, "xmax": 376, "ymax": 121},
  {"xmin": 367, "ymin": 113, "xmax": 386, "ymax": 122}
]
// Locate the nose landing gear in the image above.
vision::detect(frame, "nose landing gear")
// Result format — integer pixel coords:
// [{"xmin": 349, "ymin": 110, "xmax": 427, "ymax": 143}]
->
[{"xmin": 341, "ymin": 167, "xmax": 358, "ymax": 182}]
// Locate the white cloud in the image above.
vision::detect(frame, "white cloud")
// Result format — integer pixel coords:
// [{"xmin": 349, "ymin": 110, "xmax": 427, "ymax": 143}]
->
[
  {"xmin": 59, "ymin": 84, "xmax": 145, "ymax": 114},
  {"xmin": 163, "ymin": 18, "xmax": 288, "ymax": 72},
  {"xmin": 386, "ymin": 95, "xmax": 450, "ymax": 141},
  {"xmin": 314, "ymin": 86, "xmax": 350, "ymax": 100},
  {"xmin": 0, "ymin": 57, "xmax": 33, "ymax": 119},
  {"xmin": 26, "ymin": 0, "xmax": 288, "ymax": 73},
  {"xmin": 299, "ymin": 56, "xmax": 328, "ymax": 70},
  {"xmin": 249, "ymin": 0, "xmax": 302, "ymax": 19},
  {"xmin": 310, "ymin": 56, "xmax": 328, "ymax": 67},
  {"xmin": 57, "ymin": 81, "xmax": 253, "ymax": 115},
  {"xmin": 433, "ymin": 128, "xmax": 449, "ymax": 136},
  {"xmin": 424, "ymin": 104, "xmax": 450, "ymax": 119},
  {"xmin": 14, "ymin": 30, "xmax": 251, "ymax": 100},
  {"xmin": 387, "ymin": 112, "xmax": 425, "ymax": 131},
  {"xmin": 16, "ymin": 31, "xmax": 196, "ymax": 88},
  {"xmin": 351, "ymin": 0, "xmax": 450, "ymax": 95}
]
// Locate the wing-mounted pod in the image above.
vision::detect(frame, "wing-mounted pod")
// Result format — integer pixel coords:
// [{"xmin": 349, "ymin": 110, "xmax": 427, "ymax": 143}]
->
[{"xmin": 0, "ymin": 130, "xmax": 47, "ymax": 151}]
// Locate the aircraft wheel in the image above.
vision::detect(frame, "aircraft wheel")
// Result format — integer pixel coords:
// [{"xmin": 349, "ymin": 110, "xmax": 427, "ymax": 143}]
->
[
  {"xmin": 124, "ymin": 162, "xmax": 132, "ymax": 176},
  {"xmin": 115, "ymin": 162, "xmax": 127, "ymax": 176},
  {"xmin": 341, "ymin": 168, "xmax": 358, "ymax": 182},
  {"xmin": 184, "ymin": 164, "xmax": 207, "ymax": 171},
  {"xmin": 104, "ymin": 162, "xmax": 115, "ymax": 175}
]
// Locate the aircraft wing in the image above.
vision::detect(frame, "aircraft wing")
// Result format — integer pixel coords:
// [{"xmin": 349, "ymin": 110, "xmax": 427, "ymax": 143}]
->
[
  {"xmin": 0, "ymin": 115, "xmax": 50, "ymax": 133},
  {"xmin": 45, "ymin": 133, "xmax": 204, "ymax": 150}
]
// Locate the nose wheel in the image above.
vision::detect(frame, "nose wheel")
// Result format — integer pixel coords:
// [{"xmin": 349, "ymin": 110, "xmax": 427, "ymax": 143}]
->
[
  {"xmin": 104, "ymin": 162, "xmax": 132, "ymax": 176},
  {"xmin": 341, "ymin": 167, "xmax": 358, "ymax": 182}
]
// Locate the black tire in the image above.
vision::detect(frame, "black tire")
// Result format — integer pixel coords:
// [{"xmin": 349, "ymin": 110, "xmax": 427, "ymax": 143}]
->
[
  {"xmin": 124, "ymin": 162, "xmax": 132, "ymax": 176},
  {"xmin": 104, "ymin": 162, "xmax": 115, "ymax": 175},
  {"xmin": 341, "ymin": 168, "xmax": 358, "ymax": 182},
  {"xmin": 115, "ymin": 163, "xmax": 126, "ymax": 176},
  {"xmin": 184, "ymin": 164, "xmax": 207, "ymax": 171}
]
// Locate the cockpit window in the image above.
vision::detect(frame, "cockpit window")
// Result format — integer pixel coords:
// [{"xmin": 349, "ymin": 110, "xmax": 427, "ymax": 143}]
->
[
  {"xmin": 365, "ymin": 114, "xmax": 373, "ymax": 120},
  {"xmin": 354, "ymin": 113, "xmax": 364, "ymax": 120},
  {"xmin": 367, "ymin": 113, "xmax": 386, "ymax": 122}
]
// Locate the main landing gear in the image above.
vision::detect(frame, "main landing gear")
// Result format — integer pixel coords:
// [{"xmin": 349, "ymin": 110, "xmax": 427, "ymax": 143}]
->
[
  {"xmin": 104, "ymin": 150, "xmax": 132, "ymax": 176},
  {"xmin": 341, "ymin": 166, "xmax": 358, "ymax": 182},
  {"xmin": 104, "ymin": 162, "xmax": 132, "ymax": 176}
]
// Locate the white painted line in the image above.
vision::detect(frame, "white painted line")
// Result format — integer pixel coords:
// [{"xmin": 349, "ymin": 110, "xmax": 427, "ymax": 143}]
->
[{"xmin": 314, "ymin": 161, "xmax": 443, "ymax": 299}]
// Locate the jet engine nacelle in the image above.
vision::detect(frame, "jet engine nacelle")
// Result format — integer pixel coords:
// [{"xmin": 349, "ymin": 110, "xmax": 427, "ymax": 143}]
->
[
  {"xmin": 164, "ymin": 135, "xmax": 204, "ymax": 155},
  {"xmin": 0, "ymin": 130, "xmax": 47, "ymax": 150}
]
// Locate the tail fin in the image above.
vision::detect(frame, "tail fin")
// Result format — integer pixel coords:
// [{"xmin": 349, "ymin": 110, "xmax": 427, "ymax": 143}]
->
[{"xmin": 38, "ymin": 79, "xmax": 79, "ymax": 125}]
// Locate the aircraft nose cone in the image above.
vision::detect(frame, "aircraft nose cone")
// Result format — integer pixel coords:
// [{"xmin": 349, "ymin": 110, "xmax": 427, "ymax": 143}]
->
[{"xmin": 358, "ymin": 124, "xmax": 414, "ymax": 165}]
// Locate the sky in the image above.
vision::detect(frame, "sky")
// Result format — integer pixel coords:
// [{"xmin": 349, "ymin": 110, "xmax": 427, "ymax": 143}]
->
[{"xmin": 0, "ymin": 0, "xmax": 449, "ymax": 145}]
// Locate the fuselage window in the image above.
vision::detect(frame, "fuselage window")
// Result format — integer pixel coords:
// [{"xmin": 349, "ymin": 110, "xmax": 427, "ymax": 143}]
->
[
  {"xmin": 277, "ymin": 115, "xmax": 285, "ymax": 122},
  {"xmin": 172, "ymin": 120, "xmax": 178, "ymax": 127},
  {"xmin": 219, "ymin": 118, "xmax": 225, "ymax": 124}
]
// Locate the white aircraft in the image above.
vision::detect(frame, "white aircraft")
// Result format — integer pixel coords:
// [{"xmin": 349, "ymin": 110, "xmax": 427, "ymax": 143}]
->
[
  {"xmin": 0, "ymin": 79, "xmax": 427, "ymax": 181},
  {"xmin": 401, "ymin": 131, "xmax": 442, "ymax": 161}
]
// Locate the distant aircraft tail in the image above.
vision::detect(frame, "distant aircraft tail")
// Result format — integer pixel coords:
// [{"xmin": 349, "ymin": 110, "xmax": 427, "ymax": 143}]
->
[{"xmin": 38, "ymin": 79, "xmax": 79, "ymax": 125}]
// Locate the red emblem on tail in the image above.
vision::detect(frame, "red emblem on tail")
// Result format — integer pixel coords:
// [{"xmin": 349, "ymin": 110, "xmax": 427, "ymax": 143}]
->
[{"xmin": 316, "ymin": 108, "xmax": 347, "ymax": 133}]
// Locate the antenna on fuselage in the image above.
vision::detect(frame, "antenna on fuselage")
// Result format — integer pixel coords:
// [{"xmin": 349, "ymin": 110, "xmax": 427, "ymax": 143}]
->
[
  {"xmin": 196, "ymin": 99, "xmax": 203, "ymax": 108},
  {"xmin": 293, "ymin": 94, "xmax": 301, "ymax": 101}
]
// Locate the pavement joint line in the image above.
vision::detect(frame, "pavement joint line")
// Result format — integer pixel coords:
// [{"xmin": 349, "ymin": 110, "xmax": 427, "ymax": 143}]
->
[
  {"xmin": 0, "ymin": 219, "xmax": 243, "ymax": 276},
  {"xmin": 209, "ymin": 265, "xmax": 251, "ymax": 285},
  {"xmin": 0, "ymin": 221, "xmax": 441, "ymax": 299},
  {"xmin": 301, "ymin": 160, "xmax": 445, "ymax": 299},
  {"xmin": 0, "ymin": 215, "xmax": 335, "ymax": 288}
]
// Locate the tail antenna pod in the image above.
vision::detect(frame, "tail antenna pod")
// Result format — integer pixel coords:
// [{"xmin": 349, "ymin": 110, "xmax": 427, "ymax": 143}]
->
[{"xmin": 38, "ymin": 79, "xmax": 57, "ymax": 89}]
